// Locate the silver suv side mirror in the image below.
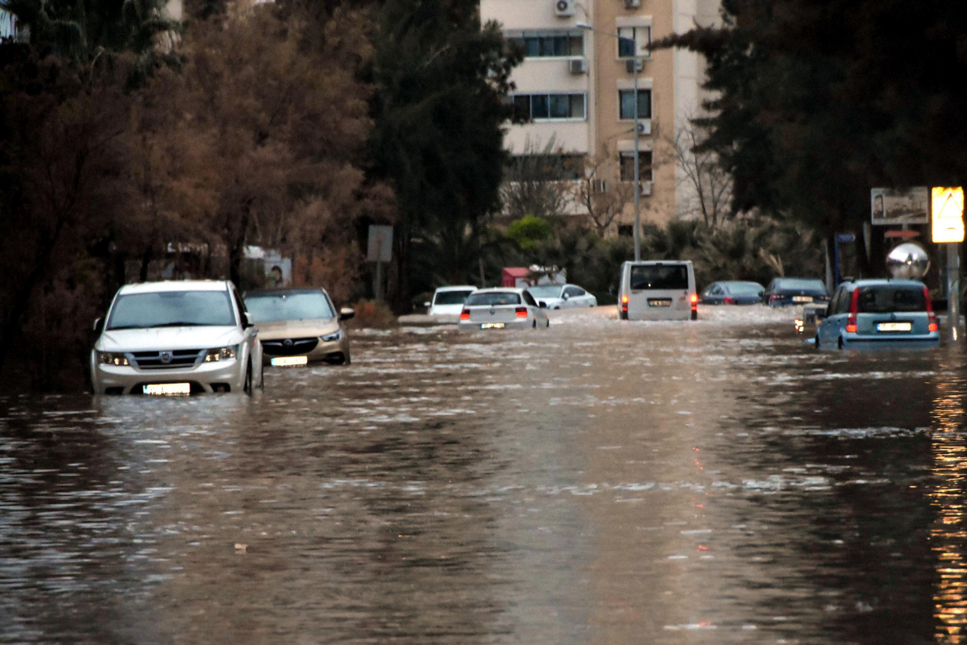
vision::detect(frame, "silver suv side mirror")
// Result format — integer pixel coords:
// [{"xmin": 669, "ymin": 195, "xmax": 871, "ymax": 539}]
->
[{"xmin": 339, "ymin": 308, "xmax": 355, "ymax": 321}]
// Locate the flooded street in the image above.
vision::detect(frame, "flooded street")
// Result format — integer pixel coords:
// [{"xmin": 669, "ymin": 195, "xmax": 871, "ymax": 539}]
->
[{"xmin": 1, "ymin": 306, "xmax": 965, "ymax": 644}]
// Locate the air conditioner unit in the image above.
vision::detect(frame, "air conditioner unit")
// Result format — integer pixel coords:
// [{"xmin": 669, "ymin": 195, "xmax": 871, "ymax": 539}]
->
[
  {"xmin": 625, "ymin": 58, "xmax": 643, "ymax": 74},
  {"xmin": 568, "ymin": 58, "xmax": 588, "ymax": 74},
  {"xmin": 554, "ymin": 0, "xmax": 576, "ymax": 17},
  {"xmin": 639, "ymin": 181, "xmax": 653, "ymax": 196},
  {"xmin": 636, "ymin": 120, "xmax": 651, "ymax": 135},
  {"xmin": 624, "ymin": 0, "xmax": 640, "ymax": 8},
  {"xmin": 591, "ymin": 179, "xmax": 608, "ymax": 194}
]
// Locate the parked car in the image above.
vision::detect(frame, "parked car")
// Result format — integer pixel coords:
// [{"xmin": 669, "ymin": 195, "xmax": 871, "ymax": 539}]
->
[
  {"xmin": 763, "ymin": 277, "xmax": 829, "ymax": 307},
  {"xmin": 424, "ymin": 286, "xmax": 477, "ymax": 316},
  {"xmin": 816, "ymin": 279, "xmax": 940, "ymax": 350},
  {"xmin": 90, "ymin": 280, "xmax": 264, "ymax": 395},
  {"xmin": 700, "ymin": 281, "xmax": 765, "ymax": 305},
  {"xmin": 618, "ymin": 261, "xmax": 698, "ymax": 321},
  {"xmin": 458, "ymin": 288, "xmax": 549, "ymax": 330},
  {"xmin": 526, "ymin": 283, "xmax": 597, "ymax": 309},
  {"xmin": 244, "ymin": 288, "xmax": 354, "ymax": 366}
]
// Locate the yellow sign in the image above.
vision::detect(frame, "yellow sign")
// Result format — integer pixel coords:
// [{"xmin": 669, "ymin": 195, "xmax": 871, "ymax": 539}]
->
[{"xmin": 932, "ymin": 187, "xmax": 965, "ymax": 243}]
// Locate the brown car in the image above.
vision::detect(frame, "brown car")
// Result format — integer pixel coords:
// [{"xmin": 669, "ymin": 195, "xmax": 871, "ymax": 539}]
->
[{"xmin": 244, "ymin": 288, "xmax": 354, "ymax": 367}]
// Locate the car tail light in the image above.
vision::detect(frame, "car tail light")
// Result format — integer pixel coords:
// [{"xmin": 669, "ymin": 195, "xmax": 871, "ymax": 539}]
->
[
  {"xmin": 515, "ymin": 307, "xmax": 528, "ymax": 318},
  {"xmin": 621, "ymin": 294, "xmax": 629, "ymax": 312},
  {"xmin": 724, "ymin": 296, "xmax": 735, "ymax": 305},
  {"xmin": 846, "ymin": 288, "xmax": 859, "ymax": 333},
  {"xmin": 924, "ymin": 286, "xmax": 939, "ymax": 332},
  {"xmin": 460, "ymin": 309, "xmax": 470, "ymax": 320}
]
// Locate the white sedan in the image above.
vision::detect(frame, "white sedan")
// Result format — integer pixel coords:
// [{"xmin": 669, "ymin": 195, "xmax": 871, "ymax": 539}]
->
[
  {"xmin": 527, "ymin": 284, "xmax": 597, "ymax": 309},
  {"xmin": 458, "ymin": 288, "xmax": 549, "ymax": 330}
]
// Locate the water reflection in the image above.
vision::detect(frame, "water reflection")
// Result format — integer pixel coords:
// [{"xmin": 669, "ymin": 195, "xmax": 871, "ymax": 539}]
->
[{"xmin": 930, "ymin": 353, "xmax": 967, "ymax": 643}]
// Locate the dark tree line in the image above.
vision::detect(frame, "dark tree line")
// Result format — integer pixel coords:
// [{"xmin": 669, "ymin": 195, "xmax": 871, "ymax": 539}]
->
[{"xmin": 657, "ymin": 0, "xmax": 967, "ymax": 272}]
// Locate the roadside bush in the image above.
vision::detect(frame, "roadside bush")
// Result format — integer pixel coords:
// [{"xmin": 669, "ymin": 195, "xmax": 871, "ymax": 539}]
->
[{"xmin": 347, "ymin": 299, "xmax": 397, "ymax": 329}]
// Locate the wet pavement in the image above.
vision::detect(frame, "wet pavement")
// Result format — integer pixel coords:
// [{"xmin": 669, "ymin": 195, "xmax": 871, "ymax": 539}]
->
[{"xmin": 1, "ymin": 306, "xmax": 965, "ymax": 644}]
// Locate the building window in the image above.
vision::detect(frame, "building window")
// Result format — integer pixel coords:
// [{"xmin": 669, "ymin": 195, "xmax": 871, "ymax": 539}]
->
[
  {"xmin": 617, "ymin": 27, "xmax": 651, "ymax": 58},
  {"xmin": 512, "ymin": 94, "xmax": 586, "ymax": 121},
  {"xmin": 617, "ymin": 225, "xmax": 634, "ymax": 237},
  {"xmin": 619, "ymin": 151, "xmax": 653, "ymax": 182},
  {"xmin": 508, "ymin": 154, "xmax": 586, "ymax": 181},
  {"xmin": 618, "ymin": 89, "xmax": 652, "ymax": 120},
  {"xmin": 509, "ymin": 31, "xmax": 584, "ymax": 58}
]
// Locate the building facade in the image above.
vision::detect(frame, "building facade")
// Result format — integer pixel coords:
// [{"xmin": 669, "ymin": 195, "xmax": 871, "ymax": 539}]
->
[{"xmin": 481, "ymin": 0, "xmax": 720, "ymax": 233}]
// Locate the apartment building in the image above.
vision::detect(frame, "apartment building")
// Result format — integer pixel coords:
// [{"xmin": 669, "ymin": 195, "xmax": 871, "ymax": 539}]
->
[{"xmin": 481, "ymin": 0, "xmax": 720, "ymax": 233}]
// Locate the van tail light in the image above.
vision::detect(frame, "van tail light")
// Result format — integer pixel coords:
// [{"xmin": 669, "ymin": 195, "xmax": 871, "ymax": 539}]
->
[
  {"xmin": 515, "ymin": 307, "xmax": 528, "ymax": 318},
  {"xmin": 690, "ymin": 293, "xmax": 698, "ymax": 311},
  {"xmin": 460, "ymin": 309, "xmax": 470, "ymax": 321},
  {"xmin": 845, "ymin": 288, "xmax": 859, "ymax": 333},
  {"xmin": 621, "ymin": 294, "xmax": 629, "ymax": 312},
  {"xmin": 925, "ymin": 286, "xmax": 939, "ymax": 332}
]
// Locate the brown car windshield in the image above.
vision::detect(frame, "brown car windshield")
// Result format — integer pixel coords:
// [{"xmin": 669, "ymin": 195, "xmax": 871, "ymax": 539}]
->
[
  {"xmin": 856, "ymin": 286, "xmax": 927, "ymax": 314},
  {"xmin": 245, "ymin": 292, "xmax": 335, "ymax": 323}
]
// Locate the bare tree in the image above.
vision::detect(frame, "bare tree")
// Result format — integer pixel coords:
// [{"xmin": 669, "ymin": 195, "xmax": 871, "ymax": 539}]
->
[
  {"xmin": 669, "ymin": 114, "xmax": 732, "ymax": 228},
  {"xmin": 500, "ymin": 137, "xmax": 575, "ymax": 221},
  {"xmin": 575, "ymin": 152, "xmax": 635, "ymax": 236}
]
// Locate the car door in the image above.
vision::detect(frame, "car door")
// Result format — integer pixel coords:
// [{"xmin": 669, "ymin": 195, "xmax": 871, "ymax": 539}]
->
[
  {"xmin": 704, "ymin": 283, "xmax": 723, "ymax": 304},
  {"xmin": 232, "ymin": 285, "xmax": 261, "ymax": 377},
  {"xmin": 566, "ymin": 286, "xmax": 589, "ymax": 308},
  {"xmin": 821, "ymin": 287, "xmax": 846, "ymax": 345}
]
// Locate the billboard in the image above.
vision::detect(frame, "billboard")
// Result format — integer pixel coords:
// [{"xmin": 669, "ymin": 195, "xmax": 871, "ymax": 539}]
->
[
  {"xmin": 931, "ymin": 187, "xmax": 965, "ymax": 244},
  {"xmin": 870, "ymin": 187, "xmax": 929, "ymax": 226}
]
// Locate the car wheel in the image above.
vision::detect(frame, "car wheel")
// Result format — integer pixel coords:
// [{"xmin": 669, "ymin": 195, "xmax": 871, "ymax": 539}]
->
[
  {"xmin": 691, "ymin": 310, "xmax": 698, "ymax": 321},
  {"xmin": 532, "ymin": 319, "xmax": 537, "ymax": 329},
  {"xmin": 259, "ymin": 363, "xmax": 265, "ymax": 390},
  {"xmin": 344, "ymin": 353, "xmax": 351, "ymax": 366},
  {"xmin": 838, "ymin": 336, "xmax": 845, "ymax": 350},
  {"xmin": 815, "ymin": 334, "xmax": 821, "ymax": 350},
  {"xmin": 243, "ymin": 362, "xmax": 253, "ymax": 396},
  {"xmin": 546, "ymin": 319, "xmax": 550, "ymax": 328}
]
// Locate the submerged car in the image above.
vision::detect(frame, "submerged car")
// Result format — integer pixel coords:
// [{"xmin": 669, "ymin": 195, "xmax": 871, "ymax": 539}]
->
[
  {"xmin": 424, "ymin": 285, "xmax": 476, "ymax": 316},
  {"xmin": 91, "ymin": 280, "xmax": 264, "ymax": 395},
  {"xmin": 763, "ymin": 277, "xmax": 829, "ymax": 307},
  {"xmin": 816, "ymin": 279, "xmax": 940, "ymax": 350},
  {"xmin": 700, "ymin": 281, "xmax": 765, "ymax": 305},
  {"xmin": 458, "ymin": 288, "xmax": 549, "ymax": 330},
  {"xmin": 526, "ymin": 283, "xmax": 597, "ymax": 309},
  {"xmin": 244, "ymin": 288, "xmax": 354, "ymax": 366}
]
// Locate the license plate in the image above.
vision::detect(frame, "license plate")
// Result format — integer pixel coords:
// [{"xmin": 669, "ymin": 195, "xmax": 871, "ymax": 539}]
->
[
  {"xmin": 648, "ymin": 299, "xmax": 672, "ymax": 307},
  {"xmin": 793, "ymin": 296, "xmax": 813, "ymax": 303},
  {"xmin": 481, "ymin": 323, "xmax": 505, "ymax": 329},
  {"xmin": 877, "ymin": 322, "xmax": 912, "ymax": 332},
  {"xmin": 271, "ymin": 356, "xmax": 309, "ymax": 367},
  {"xmin": 143, "ymin": 383, "xmax": 191, "ymax": 396}
]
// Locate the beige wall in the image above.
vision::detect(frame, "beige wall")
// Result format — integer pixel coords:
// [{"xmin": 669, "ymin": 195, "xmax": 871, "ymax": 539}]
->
[{"xmin": 483, "ymin": 0, "xmax": 720, "ymax": 231}]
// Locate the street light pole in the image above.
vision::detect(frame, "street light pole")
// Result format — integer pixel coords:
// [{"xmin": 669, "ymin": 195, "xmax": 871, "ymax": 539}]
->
[{"xmin": 577, "ymin": 22, "xmax": 641, "ymax": 261}]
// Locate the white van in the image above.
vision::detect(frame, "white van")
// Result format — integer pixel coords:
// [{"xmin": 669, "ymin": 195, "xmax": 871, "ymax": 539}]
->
[{"xmin": 618, "ymin": 261, "xmax": 697, "ymax": 321}]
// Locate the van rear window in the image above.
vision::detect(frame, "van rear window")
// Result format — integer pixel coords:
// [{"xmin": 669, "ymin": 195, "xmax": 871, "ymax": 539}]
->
[
  {"xmin": 856, "ymin": 286, "xmax": 926, "ymax": 313},
  {"xmin": 630, "ymin": 265, "xmax": 689, "ymax": 290}
]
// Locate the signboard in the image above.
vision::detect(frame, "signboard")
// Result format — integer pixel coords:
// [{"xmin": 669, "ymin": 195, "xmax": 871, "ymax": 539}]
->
[
  {"xmin": 870, "ymin": 187, "xmax": 929, "ymax": 226},
  {"xmin": 931, "ymin": 187, "xmax": 965, "ymax": 244},
  {"xmin": 366, "ymin": 225, "xmax": 393, "ymax": 263}
]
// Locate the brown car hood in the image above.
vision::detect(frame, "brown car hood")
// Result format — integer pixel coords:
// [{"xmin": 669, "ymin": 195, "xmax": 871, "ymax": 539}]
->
[{"xmin": 255, "ymin": 318, "xmax": 340, "ymax": 340}]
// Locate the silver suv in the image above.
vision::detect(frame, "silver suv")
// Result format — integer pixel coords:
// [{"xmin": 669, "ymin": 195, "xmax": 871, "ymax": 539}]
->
[{"xmin": 90, "ymin": 280, "xmax": 264, "ymax": 395}]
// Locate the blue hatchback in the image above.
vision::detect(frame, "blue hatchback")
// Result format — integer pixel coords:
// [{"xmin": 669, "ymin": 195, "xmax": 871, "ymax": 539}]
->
[{"xmin": 816, "ymin": 279, "xmax": 940, "ymax": 350}]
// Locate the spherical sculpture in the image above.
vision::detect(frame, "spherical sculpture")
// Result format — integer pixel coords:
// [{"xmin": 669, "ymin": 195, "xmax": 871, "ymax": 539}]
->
[{"xmin": 886, "ymin": 242, "xmax": 931, "ymax": 280}]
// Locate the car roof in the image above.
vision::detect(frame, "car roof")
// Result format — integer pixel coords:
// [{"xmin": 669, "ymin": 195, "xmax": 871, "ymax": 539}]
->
[
  {"xmin": 118, "ymin": 280, "xmax": 230, "ymax": 294},
  {"xmin": 471, "ymin": 287, "xmax": 527, "ymax": 294},
  {"xmin": 245, "ymin": 288, "xmax": 328, "ymax": 297},
  {"xmin": 434, "ymin": 285, "xmax": 476, "ymax": 292},
  {"xmin": 843, "ymin": 279, "xmax": 927, "ymax": 289}
]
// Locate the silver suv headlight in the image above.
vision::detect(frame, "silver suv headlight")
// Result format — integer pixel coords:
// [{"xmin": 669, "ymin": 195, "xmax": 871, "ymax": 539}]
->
[
  {"xmin": 321, "ymin": 330, "xmax": 342, "ymax": 342},
  {"xmin": 205, "ymin": 345, "xmax": 238, "ymax": 362},
  {"xmin": 99, "ymin": 352, "xmax": 130, "ymax": 366}
]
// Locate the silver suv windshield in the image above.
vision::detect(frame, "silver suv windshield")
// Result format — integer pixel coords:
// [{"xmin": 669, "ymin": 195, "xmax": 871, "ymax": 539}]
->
[
  {"xmin": 244, "ymin": 292, "xmax": 335, "ymax": 323},
  {"xmin": 107, "ymin": 291, "xmax": 236, "ymax": 330}
]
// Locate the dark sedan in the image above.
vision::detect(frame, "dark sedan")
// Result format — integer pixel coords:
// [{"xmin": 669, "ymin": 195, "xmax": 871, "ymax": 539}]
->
[
  {"xmin": 763, "ymin": 278, "xmax": 829, "ymax": 307},
  {"xmin": 700, "ymin": 281, "xmax": 765, "ymax": 305}
]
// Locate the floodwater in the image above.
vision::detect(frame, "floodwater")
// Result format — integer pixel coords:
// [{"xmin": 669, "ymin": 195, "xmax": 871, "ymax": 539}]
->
[{"xmin": 1, "ymin": 306, "xmax": 965, "ymax": 644}]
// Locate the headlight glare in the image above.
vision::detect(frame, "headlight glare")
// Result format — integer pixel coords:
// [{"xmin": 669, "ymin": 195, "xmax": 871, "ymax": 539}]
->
[
  {"xmin": 321, "ymin": 330, "xmax": 342, "ymax": 342},
  {"xmin": 205, "ymin": 345, "xmax": 238, "ymax": 362},
  {"xmin": 99, "ymin": 352, "xmax": 129, "ymax": 366}
]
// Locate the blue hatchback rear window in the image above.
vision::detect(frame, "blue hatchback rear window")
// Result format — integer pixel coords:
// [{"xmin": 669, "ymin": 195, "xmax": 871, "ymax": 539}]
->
[{"xmin": 856, "ymin": 286, "xmax": 926, "ymax": 313}]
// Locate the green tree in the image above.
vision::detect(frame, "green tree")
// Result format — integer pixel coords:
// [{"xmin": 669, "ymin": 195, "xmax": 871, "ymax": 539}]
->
[{"xmin": 369, "ymin": 0, "xmax": 520, "ymax": 311}]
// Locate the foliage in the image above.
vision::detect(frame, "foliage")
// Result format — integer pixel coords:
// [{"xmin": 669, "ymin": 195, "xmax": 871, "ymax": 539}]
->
[
  {"xmin": 655, "ymin": 0, "xmax": 967, "ymax": 253},
  {"xmin": 506, "ymin": 215, "xmax": 553, "ymax": 251},
  {"xmin": 347, "ymin": 298, "xmax": 398, "ymax": 329},
  {"xmin": 369, "ymin": 0, "xmax": 521, "ymax": 312},
  {"xmin": 575, "ymin": 149, "xmax": 634, "ymax": 236}
]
